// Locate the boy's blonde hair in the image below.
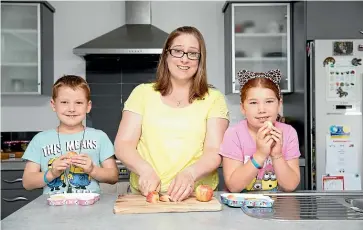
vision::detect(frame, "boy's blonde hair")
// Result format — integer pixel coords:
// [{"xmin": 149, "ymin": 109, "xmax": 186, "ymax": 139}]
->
[{"xmin": 52, "ymin": 75, "xmax": 90, "ymax": 101}]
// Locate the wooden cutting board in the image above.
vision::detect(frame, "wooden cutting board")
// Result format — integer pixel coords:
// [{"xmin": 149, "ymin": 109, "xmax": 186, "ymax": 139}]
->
[{"xmin": 113, "ymin": 194, "xmax": 222, "ymax": 214}]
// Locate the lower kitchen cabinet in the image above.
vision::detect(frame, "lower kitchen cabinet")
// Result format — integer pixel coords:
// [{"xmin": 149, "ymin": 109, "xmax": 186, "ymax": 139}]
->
[
  {"xmin": 1, "ymin": 189, "xmax": 42, "ymax": 219},
  {"xmin": 1, "ymin": 170, "xmax": 42, "ymax": 220},
  {"xmin": 297, "ymin": 166, "xmax": 305, "ymax": 191},
  {"xmin": 217, "ymin": 167, "xmax": 226, "ymax": 191}
]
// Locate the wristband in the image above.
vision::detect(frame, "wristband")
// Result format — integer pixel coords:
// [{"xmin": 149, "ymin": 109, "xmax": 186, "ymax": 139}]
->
[
  {"xmin": 271, "ymin": 154, "xmax": 283, "ymax": 160},
  {"xmin": 43, "ymin": 169, "xmax": 50, "ymax": 184},
  {"xmin": 251, "ymin": 156, "xmax": 262, "ymax": 169}
]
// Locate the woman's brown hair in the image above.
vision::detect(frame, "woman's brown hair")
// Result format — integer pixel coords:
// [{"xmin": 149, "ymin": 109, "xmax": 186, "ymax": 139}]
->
[{"xmin": 153, "ymin": 26, "xmax": 209, "ymax": 103}]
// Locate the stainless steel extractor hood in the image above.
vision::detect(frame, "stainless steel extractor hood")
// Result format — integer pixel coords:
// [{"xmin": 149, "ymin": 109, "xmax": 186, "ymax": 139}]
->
[{"xmin": 73, "ymin": 1, "xmax": 169, "ymax": 56}]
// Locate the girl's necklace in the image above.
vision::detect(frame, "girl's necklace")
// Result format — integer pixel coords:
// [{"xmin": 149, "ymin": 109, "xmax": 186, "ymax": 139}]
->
[{"xmin": 56, "ymin": 126, "xmax": 86, "ymax": 193}]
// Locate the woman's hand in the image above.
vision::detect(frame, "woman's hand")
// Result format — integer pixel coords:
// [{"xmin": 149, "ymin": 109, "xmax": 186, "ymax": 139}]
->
[
  {"xmin": 255, "ymin": 123, "xmax": 274, "ymax": 159},
  {"xmin": 71, "ymin": 154, "xmax": 95, "ymax": 174},
  {"xmin": 138, "ymin": 166, "xmax": 161, "ymax": 196},
  {"xmin": 270, "ymin": 126, "xmax": 283, "ymax": 157},
  {"xmin": 167, "ymin": 168, "xmax": 195, "ymax": 202},
  {"xmin": 50, "ymin": 155, "xmax": 71, "ymax": 178}
]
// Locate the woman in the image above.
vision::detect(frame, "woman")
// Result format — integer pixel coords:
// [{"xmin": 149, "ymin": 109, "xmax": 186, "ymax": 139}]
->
[{"xmin": 114, "ymin": 26, "xmax": 229, "ymax": 202}]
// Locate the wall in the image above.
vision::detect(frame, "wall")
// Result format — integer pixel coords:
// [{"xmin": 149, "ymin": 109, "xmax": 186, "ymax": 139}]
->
[
  {"xmin": 1, "ymin": 1, "xmax": 245, "ymax": 132},
  {"xmin": 1, "ymin": 1, "xmax": 124, "ymax": 131}
]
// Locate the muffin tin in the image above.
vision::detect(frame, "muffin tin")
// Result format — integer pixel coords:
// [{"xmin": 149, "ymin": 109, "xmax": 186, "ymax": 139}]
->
[
  {"xmin": 220, "ymin": 193, "xmax": 274, "ymax": 208},
  {"xmin": 47, "ymin": 193, "xmax": 100, "ymax": 206}
]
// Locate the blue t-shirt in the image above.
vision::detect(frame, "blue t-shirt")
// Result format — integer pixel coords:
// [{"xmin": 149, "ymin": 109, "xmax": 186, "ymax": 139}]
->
[{"xmin": 22, "ymin": 127, "xmax": 114, "ymax": 194}]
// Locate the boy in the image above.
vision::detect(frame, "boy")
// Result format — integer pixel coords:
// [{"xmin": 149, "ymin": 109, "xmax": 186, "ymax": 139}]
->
[{"xmin": 22, "ymin": 75, "xmax": 119, "ymax": 194}]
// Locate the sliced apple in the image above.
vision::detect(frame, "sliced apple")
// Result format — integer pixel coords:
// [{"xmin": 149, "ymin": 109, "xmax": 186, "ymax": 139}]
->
[
  {"xmin": 146, "ymin": 191, "xmax": 159, "ymax": 203},
  {"xmin": 159, "ymin": 194, "xmax": 172, "ymax": 202}
]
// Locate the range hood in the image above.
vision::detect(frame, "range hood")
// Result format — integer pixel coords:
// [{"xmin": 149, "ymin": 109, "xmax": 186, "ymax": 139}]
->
[{"xmin": 73, "ymin": 1, "xmax": 169, "ymax": 56}]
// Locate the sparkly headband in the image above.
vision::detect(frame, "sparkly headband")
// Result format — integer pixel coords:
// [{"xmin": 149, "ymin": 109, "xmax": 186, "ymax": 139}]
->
[{"xmin": 236, "ymin": 69, "xmax": 282, "ymax": 97}]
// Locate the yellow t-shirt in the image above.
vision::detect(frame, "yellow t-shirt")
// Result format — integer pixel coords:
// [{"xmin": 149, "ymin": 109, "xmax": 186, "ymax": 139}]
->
[{"xmin": 123, "ymin": 83, "xmax": 229, "ymax": 193}]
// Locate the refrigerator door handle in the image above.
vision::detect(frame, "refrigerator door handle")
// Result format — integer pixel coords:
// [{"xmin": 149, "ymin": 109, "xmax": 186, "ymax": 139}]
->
[{"xmin": 308, "ymin": 41, "xmax": 315, "ymax": 189}]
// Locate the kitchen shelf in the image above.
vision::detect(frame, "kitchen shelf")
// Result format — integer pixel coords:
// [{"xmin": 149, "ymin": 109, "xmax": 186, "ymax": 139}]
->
[
  {"xmin": 236, "ymin": 57, "xmax": 287, "ymax": 62},
  {"xmin": 235, "ymin": 33, "xmax": 287, "ymax": 37},
  {"xmin": 2, "ymin": 63, "xmax": 38, "ymax": 67},
  {"xmin": 2, "ymin": 29, "xmax": 37, "ymax": 34}
]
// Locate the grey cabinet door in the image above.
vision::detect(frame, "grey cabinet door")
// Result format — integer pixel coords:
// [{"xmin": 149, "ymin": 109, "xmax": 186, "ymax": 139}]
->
[
  {"xmin": 1, "ymin": 170, "xmax": 24, "ymax": 190},
  {"xmin": 1, "ymin": 189, "xmax": 42, "ymax": 220},
  {"xmin": 307, "ymin": 1, "xmax": 363, "ymax": 39}
]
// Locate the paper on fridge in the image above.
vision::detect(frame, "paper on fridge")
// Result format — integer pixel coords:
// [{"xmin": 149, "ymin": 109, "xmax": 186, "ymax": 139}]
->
[
  {"xmin": 326, "ymin": 65, "xmax": 357, "ymax": 102},
  {"xmin": 325, "ymin": 135, "xmax": 359, "ymax": 175}
]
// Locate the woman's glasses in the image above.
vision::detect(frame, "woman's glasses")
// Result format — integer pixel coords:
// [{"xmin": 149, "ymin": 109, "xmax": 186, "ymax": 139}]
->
[{"xmin": 167, "ymin": 49, "xmax": 200, "ymax": 60}]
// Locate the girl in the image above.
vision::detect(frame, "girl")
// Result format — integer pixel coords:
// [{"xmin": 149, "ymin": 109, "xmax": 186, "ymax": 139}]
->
[{"xmin": 220, "ymin": 69, "xmax": 300, "ymax": 192}]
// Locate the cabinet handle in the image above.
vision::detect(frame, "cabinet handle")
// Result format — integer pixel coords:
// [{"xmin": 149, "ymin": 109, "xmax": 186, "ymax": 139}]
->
[
  {"xmin": 3, "ymin": 197, "xmax": 28, "ymax": 202},
  {"xmin": 360, "ymin": 31, "xmax": 363, "ymax": 34},
  {"xmin": 3, "ymin": 178, "xmax": 22, "ymax": 183}
]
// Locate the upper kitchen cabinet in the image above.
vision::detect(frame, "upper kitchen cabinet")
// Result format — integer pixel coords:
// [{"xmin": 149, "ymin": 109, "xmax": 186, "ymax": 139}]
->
[
  {"xmin": 223, "ymin": 2, "xmax": 292, "ymax": 95},
  {"xmin": 1, "ymin": 1, "xmax": 55, "ymax": 95},
  {"xmin": 306, "ymin": 1, "xmax": 363, "ymax": 40}
]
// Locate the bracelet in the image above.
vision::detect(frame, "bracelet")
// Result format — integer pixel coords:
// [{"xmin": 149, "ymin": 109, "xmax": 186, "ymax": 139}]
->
[
  {"xmin": 251, "ymin": 156, "xmax": 262, "ymax": 169},
  {"xmin": 271, "ymin": 154, "xmax": 283, "ymax": 160},
  {"xmin": 43, "ymin": 169, "xmax": 50, "ymax": 184}
]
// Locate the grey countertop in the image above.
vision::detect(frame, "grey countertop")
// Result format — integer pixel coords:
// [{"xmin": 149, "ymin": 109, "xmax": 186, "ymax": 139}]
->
[
  {"xmin": 2, "ymin": 191, "xmax": 362, "ymax": 230},
  {"xmin": 0, "ymin": 159, "xmax": 125, "ymax": 171},
  {"xmin": 1, "ymin": 158, "xmax": 306, "ymax": 171},
  {"xmin": 1, "ymin": 158, "xmax": 27, "ymax": 170}
]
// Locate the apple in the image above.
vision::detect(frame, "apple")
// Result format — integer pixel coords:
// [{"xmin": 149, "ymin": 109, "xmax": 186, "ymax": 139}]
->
[
  {"xmin": 159, "ymin": 194, "xmax": 171, "ymax": 202},
  {"xmin": 146, "ymin": 191, "xmax": 159, "ymax": 203},
  {"xmin": 195, "ymin": 185, "xmax": 213, "ymax": 202},
  {"xmin": 264, "ymin": 121, "xmax": 274, "ymax": 129},
  {"xmin": 67, "ymin": 151, "xmax": 77, "ymax": 158}
]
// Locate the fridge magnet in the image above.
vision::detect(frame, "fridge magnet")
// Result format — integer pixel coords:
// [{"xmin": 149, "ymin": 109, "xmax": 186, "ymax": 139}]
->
[
  {"xmin": 351, "ymin": 58, "xmax": 362, "ymax": 66},
  {"xmin": 336, "ymin": 87, "xmax": 348, "ymax": 97},
  {"xmin": 358, "ymin": 44, "xmax": 363, "ymax": 51},
  {"xmin": 329, "ymin": 125, "xmax": 350, "ymax": 139},
  {"xmin": 323, "ymin": 57, "xmax": 335, "ymax": 67},
  {"xmin": 333, "ymin": 41, "xmax": 353, "ymax": 56}
]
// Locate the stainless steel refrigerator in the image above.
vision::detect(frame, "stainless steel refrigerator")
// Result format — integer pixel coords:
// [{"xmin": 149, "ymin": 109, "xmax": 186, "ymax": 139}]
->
[{"xmin": 307, "ymin": 39, "xmax": 363, "ymax": 191}]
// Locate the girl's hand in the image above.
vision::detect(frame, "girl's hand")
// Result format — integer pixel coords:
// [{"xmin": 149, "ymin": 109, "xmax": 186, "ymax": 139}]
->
[
  {"xmin": 270, "ymin": 126, "xmax": 283, "ymax": 157},
  {"xmin": 71, "ymin": 153, "xmax": 94, "ymax": 174},
  {"xmin": 167, "ymin": 168, "xmax": 195, "ymax": 202},
  {"xmin": 50, "ymin": 155, "xmax": 71, "ymax": 178},
  {"xmin": 138, "ymin": 166, "xmax": 161, "ymax": 196},
  {"xmin": 255, "ymin": 123, "xmax": 274, "ymax": 159}
]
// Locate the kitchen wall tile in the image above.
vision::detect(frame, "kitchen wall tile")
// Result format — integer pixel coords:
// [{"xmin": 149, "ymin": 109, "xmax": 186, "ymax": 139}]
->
[{"xmin": 89, "ymin": 83, "xmax": 122, "ymax": 95}]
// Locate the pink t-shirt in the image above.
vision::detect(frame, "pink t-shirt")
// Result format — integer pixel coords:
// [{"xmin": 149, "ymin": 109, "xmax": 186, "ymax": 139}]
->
[{"xmin": 219, "ymin": 119, "xmax": 301, "ymax": 192}]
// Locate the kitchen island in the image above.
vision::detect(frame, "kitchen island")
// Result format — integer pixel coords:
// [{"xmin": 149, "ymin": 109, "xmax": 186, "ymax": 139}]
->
[{"xmin": 2, "ymin": 192, "xmax": 362, "ymax": 230}]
